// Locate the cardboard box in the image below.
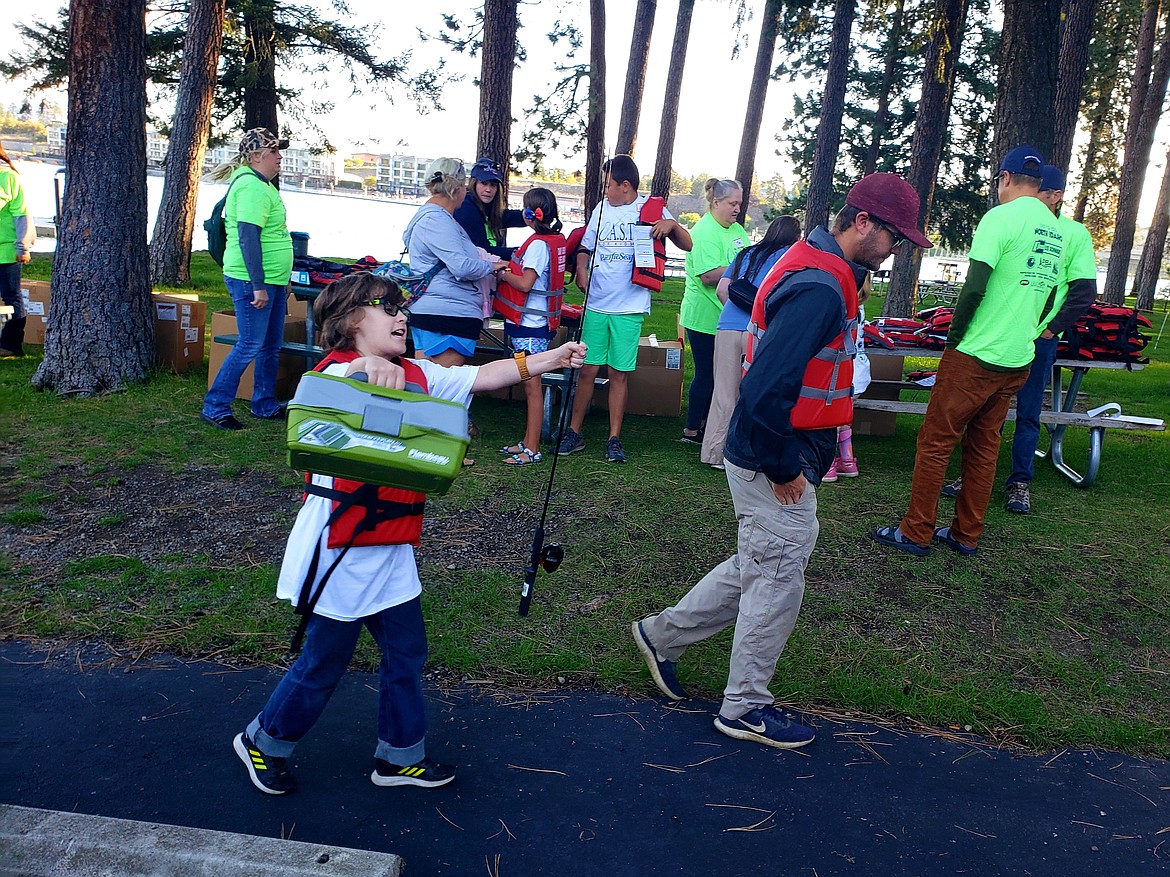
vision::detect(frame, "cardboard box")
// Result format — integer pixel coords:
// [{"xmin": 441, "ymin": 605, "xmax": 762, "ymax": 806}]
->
[
  {"xmin": 207, "ymin": 310, "xmax": 309, "ymax": 401},
  {"xmin": 286, "ymin": 292, "xmax": 307, "ymax": 320},
  {"xmin": 19, "ymin": 280, "xmax": 51, "ymax": 345},
  {"xmin": 595, "ymin": 333, "xmax": 686, "ymax": 417},
  {"xmin": 853, "ymin": 352, "xmax": 904, "ymax": 436},
  {"xmin": 152, "ymin": 293, "xmax": 206, "ymax": 373}
]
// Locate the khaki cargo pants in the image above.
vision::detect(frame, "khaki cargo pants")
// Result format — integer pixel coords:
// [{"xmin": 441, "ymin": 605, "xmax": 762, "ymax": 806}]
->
[{"xmin": 641, "ymin": 460, "xmax": 819, "ymax": 720}]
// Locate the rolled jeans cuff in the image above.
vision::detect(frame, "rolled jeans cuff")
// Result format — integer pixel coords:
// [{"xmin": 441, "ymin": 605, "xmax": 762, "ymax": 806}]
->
[
  {"xmin": 247, "ymin": 715, "xmax": 297, "ymax": 758},
  {"xmin": 376, "ymin": 736, "xmax": 425, "ymax": 766}
]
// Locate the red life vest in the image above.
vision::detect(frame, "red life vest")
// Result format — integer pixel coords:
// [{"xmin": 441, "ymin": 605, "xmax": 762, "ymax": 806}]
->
[
  {"xmin": 494, "ymin": 233, "xmax": 567, "ymax": 331},
  {"xmin": 308, "ymin": 350, "xmax": 428, "ymax": 549},
  {"xmin": 743, "ymin": 239, "xmax": 860, "ymax": 431},
  {"xmin": 632, "ymin": 196, "xmax": 668, "ymax": 292}
]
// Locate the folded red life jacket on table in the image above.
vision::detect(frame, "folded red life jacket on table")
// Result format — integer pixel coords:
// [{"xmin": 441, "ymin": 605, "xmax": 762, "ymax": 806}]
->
[{"xmin": 1057, "ymin": 301, "xmax": 1151, "ymax": 365}]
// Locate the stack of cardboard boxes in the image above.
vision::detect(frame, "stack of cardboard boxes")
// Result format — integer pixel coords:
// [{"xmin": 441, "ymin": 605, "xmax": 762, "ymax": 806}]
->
[{"xmin": 19, "ymin": 280, "xmax": 208, "ymax": 373}]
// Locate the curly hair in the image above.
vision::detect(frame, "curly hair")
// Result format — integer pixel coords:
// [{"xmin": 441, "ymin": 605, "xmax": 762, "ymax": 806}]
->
[{"xmin": 314, "ymin": 273, "xmax": 405, "ymax": 352}]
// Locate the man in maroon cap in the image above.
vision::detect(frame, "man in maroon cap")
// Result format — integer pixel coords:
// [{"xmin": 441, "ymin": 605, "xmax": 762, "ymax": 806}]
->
[
  {"xmin": 872, "ymin": 145, "xmax": 1064, "ymax": 557},
  {"xmin": 632, "ymin": 173, "xmax": 931, "ymax": 750}
]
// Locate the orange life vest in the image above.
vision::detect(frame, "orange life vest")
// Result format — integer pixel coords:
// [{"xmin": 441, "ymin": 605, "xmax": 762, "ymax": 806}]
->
[
  {"xmin": 632, "ymin": 196, "xmax": 668, "ymax": 292},
  {"xmin": 743, "ymin": 239, "xmax": 859, "ymax": 431},
  {"xmin": 494, "ymin": 233, "xmax": 567, "ymax": 331},
  {"xmin": 307, "ymin": 350, "xmax": 428, "ymax": 549}
]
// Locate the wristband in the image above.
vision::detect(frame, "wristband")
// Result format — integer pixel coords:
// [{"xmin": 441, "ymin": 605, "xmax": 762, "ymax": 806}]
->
[{"xmin": 513, "ymin": 351, "xmax": 532, "ymax": 382}]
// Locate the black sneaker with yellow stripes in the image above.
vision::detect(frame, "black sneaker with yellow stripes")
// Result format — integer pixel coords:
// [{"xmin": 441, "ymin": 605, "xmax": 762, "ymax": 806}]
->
[
  {"xmin": 233, "ymin": 731, "xmax": 297, "ymax": 795},
  {"xmin": 371, "ymin": 757, "xmax": 456, "ymax": 788}
]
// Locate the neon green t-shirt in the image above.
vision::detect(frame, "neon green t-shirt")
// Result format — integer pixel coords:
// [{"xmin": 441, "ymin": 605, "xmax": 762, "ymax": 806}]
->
[
  {"xmin": 222, "ymin": 165, "xmax": 293, "ymax": 286},
  {"xmin": 0, "ymin": 167, "xmax": 29, "ymax": 264},
  {"xmin": 959, "ymin": 196, "xmax": 1064, "ymax": 368},
  {"xmin": 680, "ymin": 212, "xmax": 747, "ymax": 334},
  {"xmin": 1036, "ymin": 213, "xmax": 1096, "ymax": 335}
]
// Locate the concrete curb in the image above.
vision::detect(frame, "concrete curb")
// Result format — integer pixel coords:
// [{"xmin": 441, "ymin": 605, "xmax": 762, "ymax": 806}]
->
[{"xmin": 0, "ymin": 805, "xmax": 403, "ymax": 877}]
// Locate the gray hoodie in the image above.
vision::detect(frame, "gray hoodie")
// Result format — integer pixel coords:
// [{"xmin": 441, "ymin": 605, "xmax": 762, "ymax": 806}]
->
[{"xmin": 402, "ymin": 203, "xmax": 496, "ymax": 321}]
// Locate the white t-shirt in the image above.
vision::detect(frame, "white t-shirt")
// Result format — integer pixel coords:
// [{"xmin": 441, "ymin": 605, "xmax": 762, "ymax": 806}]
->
[
  {"xmin": 275, "ymin": 359, "xmax": 479, "ymax": 621},
  {"xmin": 519, "ymin": 239, "xmax": 552, "ymax": 329},
  {"xmin": 581, "ymin": 194, "xmax": 674, "ymax": 315}
]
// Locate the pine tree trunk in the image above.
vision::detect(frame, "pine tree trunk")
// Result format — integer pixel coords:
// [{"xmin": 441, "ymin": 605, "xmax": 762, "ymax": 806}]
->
[
  {"xmin": 243, "ymin": 0, "xmax": 279, "ymax": 135},
  {"xmin": 1103, "ymin": 0, "xmax": 1170, "ymax": 304},
  {"xmin": 1072, "ymin": 88, "xmax": 1111, "ymax": 222},
  {"xmin": 734, "ymin": 0, "xmax": 782, "ymax": 225},
  {"xmin": 651, "ymin": 0, "xmax": 695, "ymax": 199},
  {"xmin": 149, "ymin": 0, "xmax": 226, "ymax": 287},
  {"xmin": 584, "ymin": 0, "xmax": 606, "ymax": 214},
  {"xmin": 1051, "ymin": 0, "xmax": 1099, "ymax": 175},
  {"xmin": 32, "ymin": 0, "xmax": 152, "ymax": 396},
  {"xmin": 1133, "ymin": 146, "xmax": 1170, "ymax": 311},
  {"xmin": 477, "ymin": 0, "xmax": 519, "ymax": 190},
  {"xmin": 883, "ymin": 0, "xmax": 969, "ymax": 318},
  {"xmin": 804, "ymin": 0, "xmax": 857, "ymax": 232},
  {"xmin": 992, "ymin": 0, "xmax": 1062, "ymax": 173},
  {"xmin": 615, "ymin": 0, "xmax": 657, "ymax": 157},
  {"xmin": 862, "ymin": 0, "xmax": 906, "ymax": 177}
]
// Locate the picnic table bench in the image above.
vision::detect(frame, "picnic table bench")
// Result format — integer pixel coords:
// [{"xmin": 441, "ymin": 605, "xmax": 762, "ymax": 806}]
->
[{"xmin": 854, "ymin": 346, "xmax": 1164, "ymax": 488}]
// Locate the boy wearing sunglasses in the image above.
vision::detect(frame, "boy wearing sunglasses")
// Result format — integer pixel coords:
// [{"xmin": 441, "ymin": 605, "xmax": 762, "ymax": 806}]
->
[{"xmin": 233, "ymin": 273, "xmax": 585, "ymax": 796}]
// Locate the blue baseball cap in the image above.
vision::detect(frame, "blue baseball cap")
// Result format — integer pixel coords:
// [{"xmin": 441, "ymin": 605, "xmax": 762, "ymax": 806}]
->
[
  {"xmin": 999, "ymin": 145, "xmax": 1044, "ymax": 177},
  {"xmin": 1040, "ymin": 165, "xmax": 1066, "ymax": 192}
]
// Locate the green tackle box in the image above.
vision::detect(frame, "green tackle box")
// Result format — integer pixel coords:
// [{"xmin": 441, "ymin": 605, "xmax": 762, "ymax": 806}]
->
[{"xmin": 287, "ymin": 371, "xmax": 470, "ymax": 495}]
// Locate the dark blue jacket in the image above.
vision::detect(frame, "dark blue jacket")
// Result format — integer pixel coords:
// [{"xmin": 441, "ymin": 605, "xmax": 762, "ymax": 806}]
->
[
  {"xmin": 723, "ymin": 226, "xmax": 867, "ymax": 486},
  {"xmin": 452, "ymin": 193, "xmax": 525, "ymax": 260}
]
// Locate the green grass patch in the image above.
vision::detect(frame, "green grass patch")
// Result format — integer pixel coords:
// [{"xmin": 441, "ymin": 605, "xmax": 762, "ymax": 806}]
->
[{"xmin": 2, "ymin": 253, "xmax": 1168, "ymax": 755}]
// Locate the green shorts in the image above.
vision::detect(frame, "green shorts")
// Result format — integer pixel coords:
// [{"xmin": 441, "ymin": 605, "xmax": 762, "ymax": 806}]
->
[{"xmin": 580, "ymin": 310, "xmax": 644, "ymax": 372}]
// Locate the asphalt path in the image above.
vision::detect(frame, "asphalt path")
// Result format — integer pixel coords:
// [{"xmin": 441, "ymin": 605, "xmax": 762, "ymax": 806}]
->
[{"xmin": 3, "ymin": 640, "xmax": 1167, "ymax": 876}]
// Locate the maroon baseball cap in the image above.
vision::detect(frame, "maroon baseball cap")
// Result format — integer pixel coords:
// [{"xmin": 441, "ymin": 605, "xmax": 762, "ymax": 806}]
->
[{"xmin": 844, "ymin": 173, "xmax": 932, "ymax": 249}]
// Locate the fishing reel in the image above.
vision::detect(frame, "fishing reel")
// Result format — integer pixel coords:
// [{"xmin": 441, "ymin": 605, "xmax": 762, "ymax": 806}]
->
[{"xmin": 539, "ymin": 542, "xmax": 564, "ymax": 573}]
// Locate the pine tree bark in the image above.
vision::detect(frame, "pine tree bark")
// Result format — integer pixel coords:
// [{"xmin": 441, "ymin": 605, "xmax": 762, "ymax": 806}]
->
[
  {"xmin": 734, "ymin": 0, "xmax": 783, "ymax": 225},
  {"xmin": 1051, "ymin": 0, "xmax": 1099, "ymax": 175},
  {"xmin": 149, "ymin": 0, "xmax": 226, "ymax": 287},
  {"xmin": 33, "ymin": 0, "xmax": 152, "ymax": 396},
  {"xmin": 1133, "ymin": 146, "xmax": 1170, "ymax": 311},
  {"xmin": 883, "ymin": 0, "xmax": 969, "ymax": 318},
  {"xmin": 477, "ymin": 0, "xmax": 519, "ymax": 190},
  {"xmin": 651, "ymin": 0, "xmax": 695, "ymax": 199},
  {"xmin": 804, "ymin": 0, "xmax": 857, "ymax": 232},
  {"xmin": 1072, "ymin": 86, "xmax": 1112, "ymax": 222},
  {"xmin": 616, "ymin": 0, "xmax": 657, "ymax": 157},
  {"xmin": 583, "ymin": 0, "xmax": 606, "ymax": 214},
  {"xmin": 992, "ymin": 0, "xmax": 1062, "ymax": 172},
  {"xmin": 1103, "ymin": 0, "xmax": 1170, "ymax": 304},
  {"xmin": 243, "ymin": 0, "xmax": 279, "ymax": 135},
  {"xmin": 862, "ymin": 0, "xmax": 906, "ymax": 176}
]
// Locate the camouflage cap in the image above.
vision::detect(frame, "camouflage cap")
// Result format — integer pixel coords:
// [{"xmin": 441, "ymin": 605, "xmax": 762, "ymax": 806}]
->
[{"xmin": 238, "ymin": 128, "xmax": 289, "ymax": 155}]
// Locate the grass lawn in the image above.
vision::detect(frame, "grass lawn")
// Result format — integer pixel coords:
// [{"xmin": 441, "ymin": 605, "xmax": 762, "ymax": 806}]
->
[{"xmin": 2, "ymin": 251, "xmax": 1168, "ymax": 756}]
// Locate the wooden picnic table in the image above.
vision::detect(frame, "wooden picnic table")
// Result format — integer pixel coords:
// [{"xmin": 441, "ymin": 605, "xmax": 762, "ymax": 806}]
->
[{"xmin": 856, "ymin": 346, "xmax": 1164, "ymax": 488}]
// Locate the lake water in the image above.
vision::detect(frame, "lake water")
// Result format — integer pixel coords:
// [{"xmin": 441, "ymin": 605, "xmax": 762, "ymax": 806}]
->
[{"xmin": 12, "ymin": 159, "xmax": 1167, "ymax": 298}]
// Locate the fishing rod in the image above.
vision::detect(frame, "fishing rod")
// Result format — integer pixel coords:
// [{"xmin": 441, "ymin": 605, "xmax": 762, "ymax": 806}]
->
[{"xmin": 518, "ymin": 152, "xmax": 610, "ymax": 617}]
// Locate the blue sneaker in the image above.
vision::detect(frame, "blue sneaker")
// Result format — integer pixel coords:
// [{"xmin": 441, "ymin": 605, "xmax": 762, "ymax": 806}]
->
[
  {"xmin": 557, "ymin": 428, "xmax": 585, "ymax": 456},
  {"xmin": 714, "ymin": 705, "xmax": 815, "ymax": 750},
  {"xmin": 631, "ymin": 620, "xmax": 687, "ymax": 700}
]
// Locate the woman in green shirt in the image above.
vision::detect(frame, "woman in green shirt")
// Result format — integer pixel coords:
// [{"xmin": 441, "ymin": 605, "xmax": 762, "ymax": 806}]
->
[
  {"xmin": 201, "ymin": 128, "xmax": 293, "ymax": 430},
  {"xmin": 0, "ymin": 144, "xmax": 36, "ymax": 357},
  {"xmin": 679, "ymin": 178, "xmax": 746, "ymax": 443}
]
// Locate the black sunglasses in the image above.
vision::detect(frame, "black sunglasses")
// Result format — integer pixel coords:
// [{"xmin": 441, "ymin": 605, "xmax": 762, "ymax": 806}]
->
[
  {"xmin": 366, "ymin": 298, "xmax": 410, "ymax": 318},
  {"xmin": 869, "ymin": 214, "xmax": 907, "ymax": 249}
]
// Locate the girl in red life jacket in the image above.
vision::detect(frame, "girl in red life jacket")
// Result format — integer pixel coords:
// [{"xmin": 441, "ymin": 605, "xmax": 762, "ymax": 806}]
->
[
  {"xmin": 233, "ymin": 273, "xmax": 586, "ymax": 797},
  {"xmin": 495, "ymin": 188, "xmax": 568, "ymax": 466}
]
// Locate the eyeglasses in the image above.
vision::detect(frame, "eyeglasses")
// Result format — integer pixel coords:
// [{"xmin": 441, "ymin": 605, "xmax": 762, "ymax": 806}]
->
[
  {"xmin": 869, "ymin": 214, "xmax": 906, "ymax": 249},
  {"xmin": 366, "ymin": 298, "xmax": 410, "ymax": 318}
]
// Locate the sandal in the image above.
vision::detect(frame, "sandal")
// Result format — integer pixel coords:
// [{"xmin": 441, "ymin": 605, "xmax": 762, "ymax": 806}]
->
[
  {"xmin": 870, "ymin": 525, "xmax": 931, "ymax": 557},
  {"xmin": 502, "ymin": 446, "xmax": 543, "ymax": 466},
  {"xmin": 499, "ymin": 441, "xmax": 526, "ymax": 455}
]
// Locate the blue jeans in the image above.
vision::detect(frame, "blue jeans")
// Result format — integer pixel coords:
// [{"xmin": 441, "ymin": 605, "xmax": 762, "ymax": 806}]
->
[
  {"xmin": 686, "ymin": 328, "xmax": 717, "ymax": 432},
  {"xmin": 1007, "ymin": 336, "xmax": 1059, "ymax": 487},
  {"xmin": 248, "ymin": 597, "xmax": 429, "ymax": 765},
  {"xmin": 202, "ymin": 277, "xmax": 287, "ymax": 418}
]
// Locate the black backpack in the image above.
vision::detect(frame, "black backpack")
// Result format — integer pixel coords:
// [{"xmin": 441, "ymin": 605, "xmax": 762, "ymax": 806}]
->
[{"xmin": 203, "ymin": 170, "xmax": 263, "ymax": 266}]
